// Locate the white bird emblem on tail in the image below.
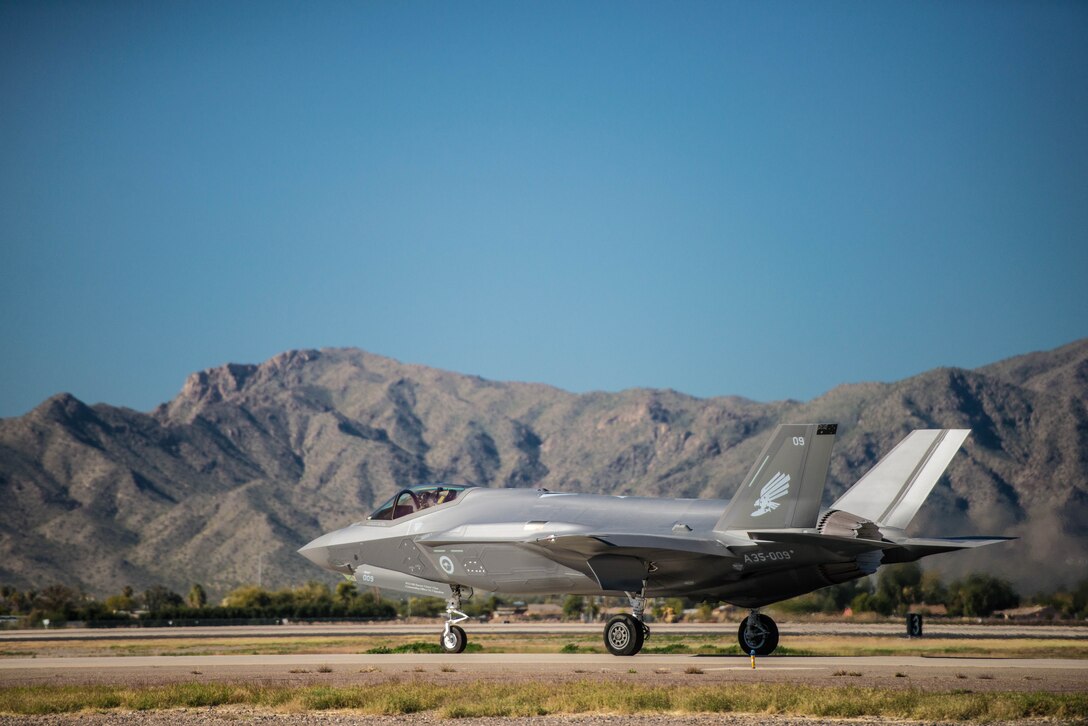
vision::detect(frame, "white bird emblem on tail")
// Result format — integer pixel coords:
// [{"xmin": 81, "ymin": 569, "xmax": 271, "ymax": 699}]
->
[{"xmin": 751, "ymin": 472, "xmax": 790, "ymax": 517}]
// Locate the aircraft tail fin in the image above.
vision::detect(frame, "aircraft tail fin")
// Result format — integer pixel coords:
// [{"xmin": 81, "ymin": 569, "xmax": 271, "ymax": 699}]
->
[
  {"xmin": 715, "ymin": 423, "xmax": 837, "ymax": 532},
  {"xmin": 831, "ymin": 429, "xmax": 969, "ymax": 530}
]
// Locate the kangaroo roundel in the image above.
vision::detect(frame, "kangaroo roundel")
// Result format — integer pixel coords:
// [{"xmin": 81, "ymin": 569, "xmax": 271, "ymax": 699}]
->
[{"xmin": 751, "ymin": 472, "xmax": 790, "ymax": 517}]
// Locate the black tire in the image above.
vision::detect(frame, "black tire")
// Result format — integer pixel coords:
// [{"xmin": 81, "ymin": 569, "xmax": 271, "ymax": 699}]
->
[
  {"xmin": 737, "ymin": 613, "xmax": 779, "ymax": 656},
  {"xmin": 441, "ymin": 624, "xmax": 467, "ymax": 654},
  {"xmin": 604, "ymin": 614, "xmax": 644, "ymax": 656}
]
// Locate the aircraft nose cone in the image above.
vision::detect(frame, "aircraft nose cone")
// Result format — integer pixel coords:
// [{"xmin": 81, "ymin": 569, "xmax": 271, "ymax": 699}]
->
[
  {"xmin": 298, "ymin": 533, "xmax": 335, "ymax": 570},
  {"xmin": 299, "ymin": 525, "xmax": 367, "ymax": 575}
]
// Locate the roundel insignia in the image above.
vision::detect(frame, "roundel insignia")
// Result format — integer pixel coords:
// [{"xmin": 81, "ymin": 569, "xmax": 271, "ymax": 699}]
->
[{"xmin": 439, "ymin": 555, "xmax": 455, "ymax": 575}]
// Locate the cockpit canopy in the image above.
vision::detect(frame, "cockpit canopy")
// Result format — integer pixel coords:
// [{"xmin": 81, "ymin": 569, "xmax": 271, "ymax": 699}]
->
[{"xmin": 367, "ymin": 483, "xmax": 475, "ymax": 521}]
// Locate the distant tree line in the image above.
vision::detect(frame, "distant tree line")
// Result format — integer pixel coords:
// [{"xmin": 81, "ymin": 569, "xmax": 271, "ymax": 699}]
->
[
  {"xmin": 774, "ymin": 563, "xmax": 1088, "ymax": 619},
  {"xmin": 0, "ymin": 581, "xmax": 396, "ymax": 626},
  {"xmin": 2, "ymin": 569, "xmax": 1086, "ymax": 627}
]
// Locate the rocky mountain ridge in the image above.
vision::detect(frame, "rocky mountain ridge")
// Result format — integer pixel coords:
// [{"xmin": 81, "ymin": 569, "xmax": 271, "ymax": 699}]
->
[{"xmin": 1, "ymin": 340, "xmax": 1085, "ymax": 597}]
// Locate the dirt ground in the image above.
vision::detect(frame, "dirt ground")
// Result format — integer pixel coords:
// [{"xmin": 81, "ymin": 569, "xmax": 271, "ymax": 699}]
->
[{"xmin": 3, "ymin": 657, "xmax": 1086, "ymax": 694}]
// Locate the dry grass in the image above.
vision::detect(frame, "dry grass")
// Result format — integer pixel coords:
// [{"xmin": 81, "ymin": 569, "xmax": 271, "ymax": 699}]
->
[{"xmin": 0, "ymin": 681, "xmax": 1085, "ymax": 721}]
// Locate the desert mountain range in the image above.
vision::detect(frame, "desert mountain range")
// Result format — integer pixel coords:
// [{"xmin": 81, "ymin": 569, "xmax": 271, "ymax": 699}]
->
[{"xmin": 1, "ymin": 340, "xmax": 1086, "ymax": 598}]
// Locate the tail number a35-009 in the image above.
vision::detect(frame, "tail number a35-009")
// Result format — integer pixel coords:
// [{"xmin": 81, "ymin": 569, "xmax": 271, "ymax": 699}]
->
[{"xmin": 743, "ymin": 550, "xmax": 794, "ymax": 565}]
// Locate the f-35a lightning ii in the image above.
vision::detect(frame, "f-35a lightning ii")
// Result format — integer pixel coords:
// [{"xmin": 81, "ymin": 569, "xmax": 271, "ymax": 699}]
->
[{"xmin": 300, "ymin": 424, "xmax": 1011, "ymax": 656}]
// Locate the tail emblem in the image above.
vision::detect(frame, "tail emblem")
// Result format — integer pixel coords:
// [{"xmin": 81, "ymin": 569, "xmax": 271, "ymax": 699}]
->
[{"xmin": 752, "ymin": 472, "xmax": 790, "ymax": 517}]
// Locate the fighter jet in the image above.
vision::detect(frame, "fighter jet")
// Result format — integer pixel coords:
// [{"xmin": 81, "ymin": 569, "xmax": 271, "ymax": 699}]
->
[{"xmin": 299, "ymin": 424, "xmax": 1011, "ymax": 656}]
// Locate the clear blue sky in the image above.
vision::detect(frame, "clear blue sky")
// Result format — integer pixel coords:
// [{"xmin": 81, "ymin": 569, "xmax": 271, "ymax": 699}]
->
[{"xmin": 2, "ymin": 1, "xmax": 1086, "ymax": 417}]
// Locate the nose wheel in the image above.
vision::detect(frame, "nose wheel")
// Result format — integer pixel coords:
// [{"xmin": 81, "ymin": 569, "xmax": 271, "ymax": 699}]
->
[
  {"xmin": 441, "ymin": 624, "xmax": 467, "ymax": 654},
  {"xmin": 439, "ymin": 585, "xmax": 469, "ymax": 654}
]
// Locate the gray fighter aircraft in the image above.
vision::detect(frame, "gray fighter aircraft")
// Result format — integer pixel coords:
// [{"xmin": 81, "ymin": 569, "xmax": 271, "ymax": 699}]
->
[{"xmin": 300, "ymin": 424, "xmax": 1011, "ymax": 656}]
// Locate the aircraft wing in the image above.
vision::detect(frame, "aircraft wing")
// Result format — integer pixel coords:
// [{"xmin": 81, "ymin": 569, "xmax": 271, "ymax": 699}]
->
[
  {"xmin": 416, "ymin": 526, "xmax": 733, "ymax": 557},
  {"xmin": 530, "ymin": 533, "xmax": 737, "ymax": 591},
  {"xmin": 417, "ymin": 528, "xmax": 737, "ymax": 591},
  {"xmin": 533, "ymin": 533, "xmax": 733, "ymax": 558}
]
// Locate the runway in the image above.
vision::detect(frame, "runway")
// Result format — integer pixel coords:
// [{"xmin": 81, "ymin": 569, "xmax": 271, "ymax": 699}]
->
[
  {"xmin": 2, "ymin": 653, "xmax": 1086, "ymax": 693},
  {"xmin": 3, "ymin": 622, "xmax": 1086, "ymax": 699},
  {"xmin": 3, "ymin": 621, "xmax": 1085, "ymax": 641}
]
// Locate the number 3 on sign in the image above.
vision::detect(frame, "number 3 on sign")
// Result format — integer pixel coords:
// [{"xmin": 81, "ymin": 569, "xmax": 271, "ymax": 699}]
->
[{"xmin": 792, "ymin": 437, "xmax": 805, "ymax": 446}]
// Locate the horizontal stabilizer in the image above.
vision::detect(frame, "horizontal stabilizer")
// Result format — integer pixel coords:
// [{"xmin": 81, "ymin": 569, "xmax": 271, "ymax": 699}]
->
[
  {"xmin": 832, "ymin": 429, "xmax": 969, "ymax": 529},
  {"xmin": 878, "ymin": 535, "xmax": 1015, "ymax": 563},
  {"xmin": 899, "ymin": 535, "xmax": 1016, "ymax": 548},
  {"xmin": 747, "ymin": 531, "xmax": 1013, "ymax": 566},
  {"xmin": 746, "ymin": 530, "xmax": 895, "ymax": 555}
]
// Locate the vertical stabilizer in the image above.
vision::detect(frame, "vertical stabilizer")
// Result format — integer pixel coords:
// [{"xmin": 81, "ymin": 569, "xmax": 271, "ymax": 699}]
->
[
  {"xmin": 715, "ymin": 423, "xmax": 837, "ymax": 531},
  {"xmin": 831, "ymin": 429, "xmax": 969, "ymax": 530}
]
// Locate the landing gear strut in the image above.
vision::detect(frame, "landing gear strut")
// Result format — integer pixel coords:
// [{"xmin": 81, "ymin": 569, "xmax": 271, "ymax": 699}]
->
[
  {"xmin": 440, "ymin": 585, "xmax": 469, "ymax": 654},
  {"xmin": 604, "ymin": 586, "xmax": 650, "ymax": 656},
  {"xmin": 737, "ymin": 609, "xmax": 778, "ymax": 656}
]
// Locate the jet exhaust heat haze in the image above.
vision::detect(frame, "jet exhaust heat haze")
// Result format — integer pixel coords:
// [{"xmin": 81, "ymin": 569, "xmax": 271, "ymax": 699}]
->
[{"xmin": 300, "ymin": 424, "xmax": 1012, "ymax": 655}]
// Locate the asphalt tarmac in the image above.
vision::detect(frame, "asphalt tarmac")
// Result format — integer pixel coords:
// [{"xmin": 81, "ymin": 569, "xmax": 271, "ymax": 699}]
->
[
  {"xmin": 2, "ymin": 653, "xmax": 1086, "ymax": 693},
  {"xmin": 3, "ymin": 622, "xmax": 1086, "ymax": 697}
]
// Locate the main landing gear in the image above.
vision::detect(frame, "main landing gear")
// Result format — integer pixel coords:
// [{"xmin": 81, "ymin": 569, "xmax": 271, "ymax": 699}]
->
[
  {"xmin": 738, "ymin": 609, "xmax": 779, "ymax": 656},
  {"xmin": 604, "ymin": 589, "xmax": 650, "ymax": 656},
  {"xmin": 439, "ymin": 585, "xmax": 470, "ymax": 654}
]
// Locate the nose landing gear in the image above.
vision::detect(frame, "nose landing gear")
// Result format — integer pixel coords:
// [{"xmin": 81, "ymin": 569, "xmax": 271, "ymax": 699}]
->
[{"xmin": 439, "ymin": 585, "xmax": 470, "ymax": 654}]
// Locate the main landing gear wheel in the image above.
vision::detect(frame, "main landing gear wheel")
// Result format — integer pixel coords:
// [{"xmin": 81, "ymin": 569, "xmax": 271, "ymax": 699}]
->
[
  {"xmin": 738, "ymin": 612, "xmax": 778, "ymax": 656},
  {"xmin": 604, "ymin": 614, "xmax": 645, "ymax": 656},
  {"xmin": 441, "ymin": 624, "xmax": 467, "ymax": 654}
]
